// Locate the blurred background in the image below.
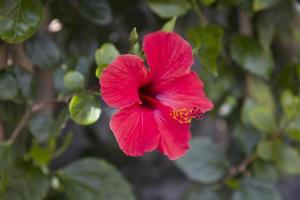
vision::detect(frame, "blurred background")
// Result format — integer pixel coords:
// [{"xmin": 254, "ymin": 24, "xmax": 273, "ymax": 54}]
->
[{"xmin": 0, "ymin": 0, "xmax": 300, "ymax": 199}]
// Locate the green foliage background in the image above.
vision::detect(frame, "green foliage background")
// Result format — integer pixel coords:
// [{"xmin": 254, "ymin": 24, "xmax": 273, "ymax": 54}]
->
[{"xmin": 0, "ymin": 0, "xmax": 300, "ymax": 199}]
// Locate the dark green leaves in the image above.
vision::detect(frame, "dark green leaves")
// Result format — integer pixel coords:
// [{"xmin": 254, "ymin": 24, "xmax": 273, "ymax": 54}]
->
[
  {"xmin": 0, "ymin": 0, "xmax": 43, "ymax": 43},
  {"xmin": 95, "ymin": 43, "xmax": 119, "ymax": 77},
  {"xmin": 58, "ymin": 158, "xmax": 135, "ymax": 200},
  {"xmin": 188, "ymin": 25, "xmax": 224, "ymax": 75},
  {"xmin": 230, "ymin": 35, "xmax": 274, "ymax": 78},
  {"xmin": 0, "ymin": 142, "xmax": 16, "ymax": 173},
  {"xmin": 176, "ymin": 138, "xmax": 227, "ymax": 184},
  {"xmin": 185, "ymin": 186, "xmax": 221, "ymax": 200},
  {"xmin": 147, "ymin": 0, "xmax": 191, "ymax": 18},
  {"xmin": 78, "ymin": 0, "xmax": 112, "ymax": 25},
  {"xmin": 24, "ymin": 33, "xmax": 61, "ymax": 69},
  {"xmin": 29, "ymin": 113, "xmax": 55, "ymax": 142},
  {"xmin": 232, "ymin": 178, "xmax": 281, "ymax": 200},
  {"xmin": 69, "ymin": 94, "xmax": 101, "ymax": 125},
  {"xmin": 0, "ymin": 74, "xmax": 18, "ymax": 101},
  {"xmin": 0, "ymin": 163, "xmax": 49, "ymax": 200}
]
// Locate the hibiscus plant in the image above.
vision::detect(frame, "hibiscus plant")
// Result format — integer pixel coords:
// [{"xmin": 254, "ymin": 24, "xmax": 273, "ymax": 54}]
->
[{"xmin": 0, "ymin": 0, "xmax": 300, "ymax": 200}]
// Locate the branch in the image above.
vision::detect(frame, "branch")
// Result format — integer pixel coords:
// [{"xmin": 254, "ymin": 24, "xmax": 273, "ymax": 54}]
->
[
  {"xmin": 8, "ymin": 96, "xmax": 71, "ymax": 143},
  {"xmin": 0, "ymin": 121, "xmax": 5, "ymax": 141},
  {"xmin": 226, "ymin": 154, "xmax": 257, "ymax": 179}
]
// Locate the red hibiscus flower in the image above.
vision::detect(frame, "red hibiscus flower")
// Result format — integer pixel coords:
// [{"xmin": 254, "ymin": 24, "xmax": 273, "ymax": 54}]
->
[{"xmin": 99, "ymin": 31, "xmax": 213, "ymax": 160}]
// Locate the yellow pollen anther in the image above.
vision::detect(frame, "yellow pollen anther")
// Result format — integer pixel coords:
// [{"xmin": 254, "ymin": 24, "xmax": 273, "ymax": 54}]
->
[{"xmin": 170, "ymin": 107, "xmax": 203, "ymax": 124}]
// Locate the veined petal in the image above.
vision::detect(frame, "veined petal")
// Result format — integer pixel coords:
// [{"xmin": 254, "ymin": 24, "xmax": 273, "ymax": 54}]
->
[
  {"xmin": 100, "ymin": 54, "xmax": 148, "ymax": 108},
  {"xmin": 154, "ymin": 105, "xmax": 191, "ymax": 160},
  {"xmin": 110, "ymin": 104, "xmax": 160, "ymax": 157},
  {"xmin": 143, "ymin": 31, "xmax": 193, "ymax": 81},
  {"xmin": 154, "ymin": 72, "xmax": 213, "ymax": 112}
]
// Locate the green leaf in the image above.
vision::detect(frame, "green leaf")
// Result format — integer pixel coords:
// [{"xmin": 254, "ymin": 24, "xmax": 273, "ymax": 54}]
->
[
  {"xmin": 285, "ymin": 117, "xmax": 300, "ymax": 142},
  {"xmin": 64, "ymin": 71, "xmax": 85, "ymax": 91},
  {"xmin": 28, "ymin": 113, "xmax": 55, "ymax": 142},
  {"xmin": 248, "ymin": 105, "xmax": 277, "ymax": 134},
  {"xmin": 13, "ymin": 66, "xmax": 33, "ymax": 101},
  {"xmin": 147, "ymin": 0, "xmax": 191, "ymax": 18},
  {"xmin": 280, "ymin": 90, "xmax": 300, "ymax": 120},
  {"xmin": 199, "ymin": 0, "xmax": 216, "ymax": 6},
  {"xmin": 78, "ymin": 0, "xmax": 112, "ymax": 25},
  {"xmin": 0, "ymin": 0, "xmax": 43, "ymax": 44},
  {"xmin": 184, "ymin": 186, "xmax": 221, "ymax": 200},
  {"xmin": 253, "ymin": 0, "xmax": 281, "ymax": 12},
  {"xmin": 95, "ymin": 43, "xmax": 120, "ymax": 77},
  {"xmin": 253, "ymin": 161, "xmax": 280, "ymax": 181},
  {"xmin": 53, "ymin": 67, "xmax": 67, "ymax": 93},
  {"xmin": 0, "ymin": 142, "xmax": 16, "ymax": 174},
  {"xmin": 188, "ymin": 25, "xmax": 224, "ymax": 76},
  {"xmin": 0, "ymin": 0, "xmax": 19, "ymax": 20},
  {"xmin": 256, "ymin": 12, "xmax": 275, "ymax": 50},
  {"xmin": 53, "ymin": 108, "xmax": 70, "ymax": 136},
  {"xmin": 24, "ymin": 33, "xmax": 61, "ymax": 69},
  {"xmin": 247, "ymin": 75, "xmax": 275, "ymax": 110},
  {"xmin": 129, "ymin": 27, "xmax": 142, "ymax": 57},
  {"xmin": 230, "ymin": 35, "xmax": 274, "ymax": 78},
  {"xmin": 175, "ymin": 138, "xmax": 227, "ymax": 184},
  {"xmin": 0, "ymin": 162, "xmax": 49, "ymax": 200},
  {"xmin": 161, "ymin": 16, "xmax": 177, "ymax": 32},
  {"xmin": 75, "ymin": 57, "xmax": 90, "ymax": 76},
  {"xmin": 233, "ymin": 125, "xmax": 261, "ymax": 155},
  {"xmin": 277, "ymin": 144, "xmax": 300, "ymax": 175},
  {"xmin": 28, "ymin": 140, "xmax": 52, "ymax": 167},
  {"xmin": 0, "ymin": 73, "xmax": 18, "ymax": 101},
  {"xmin": 69, "ymin": 94, "xmax": 101, "ymax": 125},
  {"xmin": 58, "ymin": 158, "xmax": 135, "ymax": 200},
  {"xmin": 257, "ymin": 140, "xmax": 274, "ymax": 161},
  {"xmin": 232, "ymin": 177, "xmax": 281, "ymax": 200}
]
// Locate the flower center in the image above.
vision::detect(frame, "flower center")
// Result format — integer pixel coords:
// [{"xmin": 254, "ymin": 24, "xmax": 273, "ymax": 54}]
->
[
  {"xmin": 139, "ymin": 84, "xmax": 159, "ymax": 108},
  {"xmin": 170, "ymin": 107, "xmax": 203, "ymax": 124},
  {"xmin": 139, "ymin": 85, "xmax": 203, "ymax": 124}
]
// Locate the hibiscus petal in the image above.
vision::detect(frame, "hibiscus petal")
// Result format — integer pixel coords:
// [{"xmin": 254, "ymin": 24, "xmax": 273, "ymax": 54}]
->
[
  {"xmin": 100, "ymin": 54, "xmax": 148, "ymax": 108},
  {"xmin": 154, "ymin": 105, "xmax": 191, "ymax": 160},
  {"xmin": 110, "ymin": 104, "xmax": 160, "ymax": 157},
  {"xmin": 154, "ymin": 72, "xmax": 214, "ymax": 112},
  {"xmin": 143, "ymin": 31, "xmax": 193, "ymax": 81}
]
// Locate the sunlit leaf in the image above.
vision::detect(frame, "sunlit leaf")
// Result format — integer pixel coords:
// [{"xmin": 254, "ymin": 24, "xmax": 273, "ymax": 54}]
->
[
  {"xmin": 95, "ymin": 43, "xmax": 119, "ymax": 77},
  {"xmin": 64, "ymin": 71, "xmax": 85, "ymax": 91},
  {"xmin": 69, "ymin": 94, "xmax": 101, "ymax": 125},
  {"xmin": 161, "ymin": 16, "xmax": 177, "ymax": 32}
]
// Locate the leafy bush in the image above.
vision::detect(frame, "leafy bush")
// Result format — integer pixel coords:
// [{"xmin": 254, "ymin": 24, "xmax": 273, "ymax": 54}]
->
[{"xmin": 0, "ymin": 0, "xmax": 300, "ymax": 199}]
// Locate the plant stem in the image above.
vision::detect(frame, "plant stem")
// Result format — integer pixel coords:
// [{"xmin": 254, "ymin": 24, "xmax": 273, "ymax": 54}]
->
[
  {"xmin": 191, "ymin": 0, "xmax": 208, "ymax": 25},
  {"xmin": 8, "ymin": 96, "xmax": 71, "ymax": 143}
]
